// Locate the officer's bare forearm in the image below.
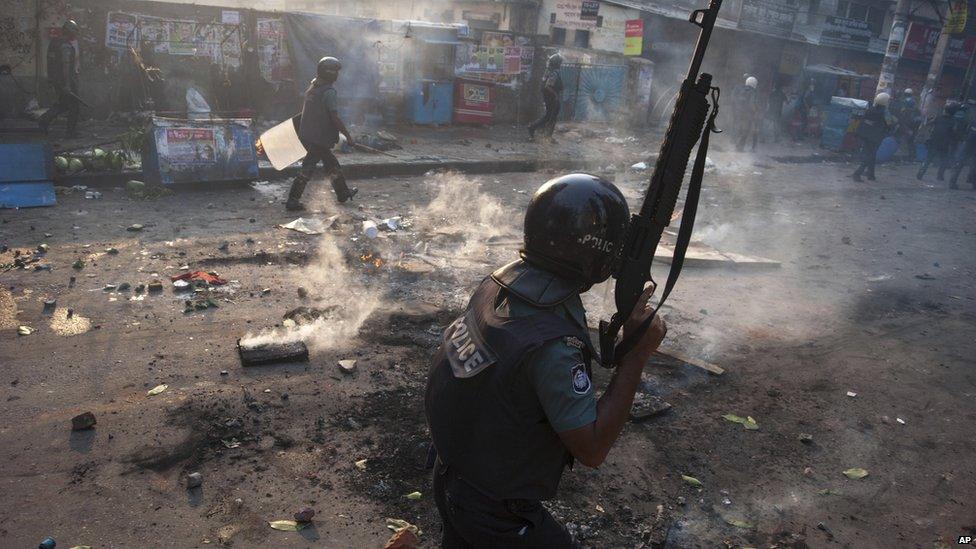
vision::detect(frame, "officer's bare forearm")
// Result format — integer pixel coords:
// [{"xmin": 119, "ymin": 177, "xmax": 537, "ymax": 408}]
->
[{"xmin": 558, "ymin": 354, "xmax": 644, "ymax": 468}]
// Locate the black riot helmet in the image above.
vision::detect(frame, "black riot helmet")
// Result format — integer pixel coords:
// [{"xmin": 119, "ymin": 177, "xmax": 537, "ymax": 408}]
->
[
  {"xmin": 521, "ymin": 173, "xmax": 630, "ymax": 285},
  {"xmin": 62, "ymin": 20, "xmax": 80, "ymax": 38},
  {"xmin": 317, "ymin": 56, "xmax": 341, "ymax": 80}
]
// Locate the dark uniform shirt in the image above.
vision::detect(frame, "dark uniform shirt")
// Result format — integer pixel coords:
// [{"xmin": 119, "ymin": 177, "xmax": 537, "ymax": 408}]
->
[
  {"xmin": 543, "ymin": 70, "xmax": 564, "ymax": 97},
  {"xmin": 495, "ymin": 290, "xmax": 596, "ymax": 433}
]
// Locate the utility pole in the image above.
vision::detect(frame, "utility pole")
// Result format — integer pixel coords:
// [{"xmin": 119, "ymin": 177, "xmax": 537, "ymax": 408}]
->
[
  {"xmin": 877, "ymin": 0, "xmax": 912, "ymax": 96},
  {"xmin": 919, "ymin": 22, "xmax": 952, "ymax": 117}
]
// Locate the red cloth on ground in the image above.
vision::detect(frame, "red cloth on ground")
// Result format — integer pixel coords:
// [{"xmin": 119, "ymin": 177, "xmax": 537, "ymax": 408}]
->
[{"xmin": 169, "ymin": 271, "xmax": 228, "ymax": 285}]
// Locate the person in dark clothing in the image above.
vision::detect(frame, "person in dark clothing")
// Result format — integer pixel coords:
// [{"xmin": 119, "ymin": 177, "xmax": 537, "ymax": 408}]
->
[
  {"xmin": 852, "ymin": 93, "xmax": 891, "ymax": 182},
  {"xmin": 39, "ymin": 20, "xmax": 82, "ymax": 136},
  {"xmin": 528, "ymin": 53, "xmax": 564, "ymax": 142},
  {"xmin": 948, "ymin": 123, "xmax": 976, "ymax": 190},
  {"xmin": 766, "ymin": 84, "xmax": 786, "ymax": 140},
  {"xmin": 426, "ymin": 174, "xmax": 668, "ymax": 548},
  {"xmin": 917, "ymin": 102, "xmax": 962, "ymax": 182},
  {"xmin": 286, "ymin": 56, "xmax": 358, "ymax": 211},
  {"xmin": 736, "ymin": 76, "xmax": 760, "ymax": 152}
]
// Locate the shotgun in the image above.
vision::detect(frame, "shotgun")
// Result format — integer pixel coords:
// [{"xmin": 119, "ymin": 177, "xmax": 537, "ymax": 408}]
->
[{"xmin": 598, "ymin": 0, "xmax": 723, "ymax": 367}]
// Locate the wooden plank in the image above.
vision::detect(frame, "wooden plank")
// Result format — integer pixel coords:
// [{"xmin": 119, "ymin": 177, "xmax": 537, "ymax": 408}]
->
[{"xmin": 650, "ymin": 348, "xmax": 725, "ymax": 375}]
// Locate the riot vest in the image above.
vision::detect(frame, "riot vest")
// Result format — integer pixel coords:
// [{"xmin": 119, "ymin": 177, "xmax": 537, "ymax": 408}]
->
[
  {"xmin": 298, "ymin": 80, "xmax": 339, "ymax": 147},
  {"xmin": 425, "ymin": 269, "xmax": 594, "ymax": 501}
]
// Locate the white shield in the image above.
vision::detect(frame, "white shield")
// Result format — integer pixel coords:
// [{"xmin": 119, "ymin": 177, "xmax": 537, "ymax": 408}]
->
[{"xmin": 259, "ymin": 115, "xmax": 306, "ymax": 171}]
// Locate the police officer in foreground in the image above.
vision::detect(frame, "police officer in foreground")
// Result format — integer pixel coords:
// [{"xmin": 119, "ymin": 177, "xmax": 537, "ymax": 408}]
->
[
  {"xmin": 425, "ymin": 174, "xmax": 668, "ymax": 547},
  {"xmin": 527, "ymin": 53, "xmax": 564, "ymax": 142},
  {"xmin": 286, "ymin": 56, "xmax": 358, "ymax": 211},
  {"xmin": 852, "ymin": 92, "xmax": 891, "ymax": 182},
  {"xmin": 39, "ymin": 20, "xmax": 82, "ymax": 136}
]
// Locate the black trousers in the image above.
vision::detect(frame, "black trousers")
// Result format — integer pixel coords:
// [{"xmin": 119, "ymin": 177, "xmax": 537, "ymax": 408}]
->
[
  {"xmin": 41, "ymin": 83, "xmax": 79, "ymax": 132},
  {"xmin": 735, "ymin": 115, "xmax": 759, "ymax": 152},
  {"xmin": 917, "ymin": 145, "xmax": 950, "ymax": 180},
  {"xmin": 292, "ymin": 141, "xmax": 352, "ymax": 200},
  {"xmin": 432, "ymin": 460, "xmax": 579, "ymax": 549},
  {"xmin": 949, "ymin": 150, "xmax": 976, "ymax": 188},
  {"xmin": 528, "ymin": 93, "xmax": 561, "ymax": 138},
  {"xmin": 853, "ymin": 139, "xmax": 880, "ymax": 179}
]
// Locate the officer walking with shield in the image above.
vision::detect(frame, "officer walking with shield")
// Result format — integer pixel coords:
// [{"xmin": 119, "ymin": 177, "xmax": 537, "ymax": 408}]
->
[{"xmin": 285, "ymin": 56, "xmax": 358, "ymax": 211}]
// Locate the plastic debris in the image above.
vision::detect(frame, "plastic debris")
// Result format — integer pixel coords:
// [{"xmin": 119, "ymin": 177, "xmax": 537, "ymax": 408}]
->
[
  {"xmin": 269, "ymin": 520, "xmax": 307, "ymax": 532},
  {"xmin": 278, "ymin": 217, "xmax": 327, "ymax": 235},
  {"xmin": 631, "ymin": 161, "xmax": 648, "ymax": 171},
  {"xmin": 338, "ymin": 359, "xmax": 357, "ymax": 374},
  {"xmin": 39, "ymin": 537, "xmax": 56, "ymax": 549},
  {"xmin": 363, "ymin": 220, "xmax": 379, "ymax": 239},
  {"xmin": 147, "ymin": 384, "xmax": 168, "ymax": 396},
  {"xmin": 846, "ymin": 391, "xmax": 857, "ymax": 398},
  {"xmin": 386, "ymin": 518, "xmax": 420, "ymax": 535},
  {"xmin": 404, "ymin": 491, "xmax": 422, "ymax": 500},
  {"xmin": 18, "ymin": 325, "xmax": 34, "ymax": 336},
  {"xmin": 681, "ymin": 475, "xmax": 702, "ymax": 487},
  {"xmin": 355, "ymin": 458, "xmax": 368, "ymax": 470}
]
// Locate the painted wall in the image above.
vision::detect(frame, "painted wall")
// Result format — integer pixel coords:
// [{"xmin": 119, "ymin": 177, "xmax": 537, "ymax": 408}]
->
[{"xmin": 536, "ymin": 0, "xmax": 639, "ymax": 54}]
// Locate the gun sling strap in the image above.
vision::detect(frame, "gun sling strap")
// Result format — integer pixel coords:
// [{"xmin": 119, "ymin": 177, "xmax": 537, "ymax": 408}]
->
[{"xmin": 610, "ymin": 86, "xmax": 721, "ymax": 364}]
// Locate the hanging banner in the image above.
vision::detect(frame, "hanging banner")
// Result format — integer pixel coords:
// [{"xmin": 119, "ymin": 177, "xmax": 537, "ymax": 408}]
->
[
  {"xmin": 946, "ymin": 1, "xmax": 967, "ymax": 34},
  {"xmin": 624, "ymin": 19, "xmax": 643, "ymax": 56},
  {"xmin": 738, "ymin": 0, "xmax": 798, "ymax": 38},
  {"xmin": 902, "ymin": 22, "xmax": 976, "ymax": 68},
  {"xmin": 820, "ymin": 16, "xmax": 872, "ymax": 50},
  {"xmin": 553, "ymin": 1, "xmax": 599, "ymax": 30}
]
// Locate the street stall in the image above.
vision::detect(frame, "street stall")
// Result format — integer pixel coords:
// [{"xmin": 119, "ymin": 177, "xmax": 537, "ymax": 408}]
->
[{"xmin": 143, "ymin": 117, "xmax": 257, "ymax": 185}]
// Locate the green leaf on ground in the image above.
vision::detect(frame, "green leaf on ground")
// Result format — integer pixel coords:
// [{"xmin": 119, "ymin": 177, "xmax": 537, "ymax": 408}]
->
[
  {"xmin": 146, "ymin": 384, "xmax": 168, "ymax": 396},
  {"xmin": 269, "ymin": 520, "xmax": 307, "ymax": 531},
  {"xmin": 404, "ymin": 491, "xmax": 422, "ymax": 500},
  {"xmin": 681, "ymin": 475, "xmax": 702, "ymax": 487},
  {"xmin": 724, "ymin": 517, "xmax": 755, "ymax": 529},
  {"xmin": 723, "ymin": 413, "xmax": 759, "ymax": 430},
  {"xmin": 843, "ymin": 467, "xmax": 869, "ymax": 479}
]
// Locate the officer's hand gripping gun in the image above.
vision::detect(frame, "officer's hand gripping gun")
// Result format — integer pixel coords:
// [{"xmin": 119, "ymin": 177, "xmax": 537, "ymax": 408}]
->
[{"xmin": 598, "ymin": 0, "xmax": 723, "ymax": 368}]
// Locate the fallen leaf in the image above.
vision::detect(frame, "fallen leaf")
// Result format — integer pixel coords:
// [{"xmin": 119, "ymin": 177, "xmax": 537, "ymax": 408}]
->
[
  {"xmin": 404, "ymin": 491, "xmax": 422, "ymax": 500},
  {"xmin": 269, "ymin": 520, "xmax": 307, "ymax": 531},
  {"xmin": 722, "ymin": 414, "xmax": 759, "ymax": 430},
  {"xmin": 681, "ymin": 475, "xmax": 702, "ymax": 487},
  {"xmin": 386, "ymin": 518, "xmax": 421, "ymax": 535},
  {"xmin": 843, "ymin": 467, "xmax": 869, "ymax": 479},
  {"xmin": 355, "ymin": 458, "xmax": 368, "ymax": 470},
  {"xmin": 725, "ymin": 517, "xmax": 754, "ymax": 529},
  {"xmin": 147, "ymin": 384, "xmax": 168, "ymax": 396}
]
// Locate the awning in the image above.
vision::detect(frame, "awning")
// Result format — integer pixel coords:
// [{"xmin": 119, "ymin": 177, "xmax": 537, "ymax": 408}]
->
[
  {"xmin": 418, "ymin": 37, "xmax": 462, "ymax": 45},
  {"xmin": 805, "ymin": 64, "xmax": 874, "ymax": 79}
]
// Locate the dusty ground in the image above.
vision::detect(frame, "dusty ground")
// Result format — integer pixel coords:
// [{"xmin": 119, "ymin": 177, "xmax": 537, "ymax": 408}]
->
[{"xmin": 1, "ymin": 134, "xmax": 975, "ymax": 548}]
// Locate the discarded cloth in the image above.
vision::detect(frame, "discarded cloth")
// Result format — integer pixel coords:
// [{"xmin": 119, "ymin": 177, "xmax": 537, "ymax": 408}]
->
[{"xmin": 170, "ymin": 271, "xmax": 228, "ymax": 285}]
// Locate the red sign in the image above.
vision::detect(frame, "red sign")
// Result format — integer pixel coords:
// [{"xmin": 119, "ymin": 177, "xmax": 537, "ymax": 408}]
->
[
  {"xmin": 625, "ymin": 19, "xmax": 644, "ymax": 37},
  {"xmin": 902, "ymin": 22, "xmax": 976, "ymax": 68}
]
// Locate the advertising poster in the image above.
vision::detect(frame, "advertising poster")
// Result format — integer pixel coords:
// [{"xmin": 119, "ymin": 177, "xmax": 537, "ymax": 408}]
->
[
  {"xmin": 554, "ymin": 1, "xmax": 599, "ymax": 31},
  {"xmin": 163, "ymin": 128, "xmax": 216, "ymax": 165},
  {"xmin": 105, "ymin": 12, "xmax": 138, "ymax": 49},
  {"xmin": 624, "ymin": 19, "xmax": 643, "ymax": 56}
]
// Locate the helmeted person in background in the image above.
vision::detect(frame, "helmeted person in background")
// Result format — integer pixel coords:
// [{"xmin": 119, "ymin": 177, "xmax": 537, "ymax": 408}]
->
[
  {"xmin": 39, "ymin": 20, "xmax": 82, "ymax": 136},
  {"xmin": 891, "ymin": 87, "xmax": 921, "ymax": 155},
  {"xmin": 948, "ymin": 117, "xmax": 976, "ymax": 190},
  {"xmin": 528, "ymin": 53, "xmax": 564, "ymax": 142},
  {"xmin": 286, "ymin": 56, "xmax": 358, "ymax": 211},
  {"xmin": 735, "ymin": 76, "xmax": 760, "ymax": 152},
  {"xmin": 917, "ymin": 101, "xmax": 963, "ymax": 182},
  {"xmin": 852, "ymin": 92, "xmax": 891, "ymax": 182},
  {"xmin": 426, "ymin": 173, "xmax": 668, "ymax": 548},
  {"xmin": 765, "ymin": 83, "xmax": 786, "ymax": 140}
]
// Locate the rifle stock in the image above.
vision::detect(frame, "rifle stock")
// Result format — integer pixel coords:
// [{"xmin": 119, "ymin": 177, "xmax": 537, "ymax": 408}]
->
[{"xmin": 598, "ymin": 0, "xmax": 722, "ymax": 368}]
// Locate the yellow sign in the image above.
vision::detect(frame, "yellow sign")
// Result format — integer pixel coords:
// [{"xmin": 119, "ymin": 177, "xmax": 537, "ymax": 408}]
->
[
  {"xmin": 624, "ymin": 19, "xmax": 643, "ymax": 56},
  {"xmin": 946, "ymin": 1, "xmax": 967, "ymax": 34}
]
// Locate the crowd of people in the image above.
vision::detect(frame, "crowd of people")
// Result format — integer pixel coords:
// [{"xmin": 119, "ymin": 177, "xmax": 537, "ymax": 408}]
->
[{"xmin": 724, "ymin": 74, "xmax": 976, "ymax": 189}]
